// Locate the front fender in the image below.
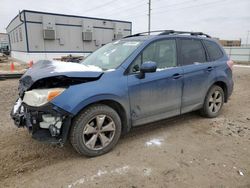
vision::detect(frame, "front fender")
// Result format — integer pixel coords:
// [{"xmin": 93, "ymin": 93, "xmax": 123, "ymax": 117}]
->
[
  {"xmin": 71, "ymin": 93, "xmax": 129, "ymax": 115},
  {"xmin": 50, "ymin": 71, "xmax": 129, "ymax": 116}
]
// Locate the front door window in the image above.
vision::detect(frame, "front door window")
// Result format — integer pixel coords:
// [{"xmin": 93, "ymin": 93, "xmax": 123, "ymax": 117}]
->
[{"xmin": 130, "ymin": 39, "xmax": 177, "ymax": 73}]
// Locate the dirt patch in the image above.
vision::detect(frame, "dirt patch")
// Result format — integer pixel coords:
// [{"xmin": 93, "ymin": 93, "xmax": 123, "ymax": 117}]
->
[
  {"xmin": 0, "ymin": 57, "xmax": 28, "ymax": 73},
  {"xmin": 0, "ymin": 67, "xmax": 250, "ymax": 187}
]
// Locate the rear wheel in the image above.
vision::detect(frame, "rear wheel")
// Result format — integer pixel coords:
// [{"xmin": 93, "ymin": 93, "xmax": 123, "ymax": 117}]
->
[
  {"xmin": 200, "ymin": 85, "xmax": 224, "ymax": 118},
  {"xmin": 70, "ymin": 104, "xmax": 122, "ymax": 157}
]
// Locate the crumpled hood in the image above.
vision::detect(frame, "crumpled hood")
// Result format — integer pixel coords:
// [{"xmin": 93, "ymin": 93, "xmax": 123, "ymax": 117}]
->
[
  {"xmin": 19, "ymin": 60, "xmax": 103, "ymax": 96},
  {"xmin": 24, "ymin": 60, "xmax": 103, "ymax": 80}
]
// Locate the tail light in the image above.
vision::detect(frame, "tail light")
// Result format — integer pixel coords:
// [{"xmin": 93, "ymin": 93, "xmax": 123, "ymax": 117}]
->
[{"xmin": 227, "ymin": 60, "xmax": 234, "ymax": 70}]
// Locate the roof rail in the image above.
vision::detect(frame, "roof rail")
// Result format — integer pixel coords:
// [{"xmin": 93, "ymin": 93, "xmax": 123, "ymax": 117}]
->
[
  {"xmin": 123, "ymin": 30, "xmax": 167, "ymax": 38},
  {"xmin": 158, "ymin": 30, "xmax": 211, "ymax": 38},
  {"xmin": 124, "ymin": 30, "xmax": 211, "ymax": 38}
]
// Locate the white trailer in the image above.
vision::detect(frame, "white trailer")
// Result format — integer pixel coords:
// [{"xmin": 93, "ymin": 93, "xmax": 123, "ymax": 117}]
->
[{"xmin": 6, "ymin": 10, "xmax": 132, "ymax": 62}]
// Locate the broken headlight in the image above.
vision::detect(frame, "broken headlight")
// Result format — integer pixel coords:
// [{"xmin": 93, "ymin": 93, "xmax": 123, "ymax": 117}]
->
[{"xmin": 23, "ymin": 88, "xmax": 65, "ymax": 107}]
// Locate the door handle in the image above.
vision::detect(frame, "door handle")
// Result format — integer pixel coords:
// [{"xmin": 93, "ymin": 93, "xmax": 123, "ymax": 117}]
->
[
  {"xmin": 206, "ymin": 67, "xmax": 214, "ymax": 72},
  {"xmin": 172, "ymin": 73, "xmax": 182, "ymax": 79}
]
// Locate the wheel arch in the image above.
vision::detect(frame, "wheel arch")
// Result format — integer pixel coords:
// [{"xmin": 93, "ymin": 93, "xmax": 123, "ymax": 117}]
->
[
  {"xmin": 210, "ymin": 81, "xmax": 228, "ymax": 102},
  {"xmin": 95, "ymin": 100, "xmax": 130, "ymax": 134},
  {"xmin": 72, "ymin": 97, "xmax": 131, "ymax": 135}
]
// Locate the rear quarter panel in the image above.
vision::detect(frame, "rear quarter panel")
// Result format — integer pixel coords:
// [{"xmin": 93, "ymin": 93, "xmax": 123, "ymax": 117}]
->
[{"xmin": 214, "ymin": 59, "xmax": 234, "ymax": 99}]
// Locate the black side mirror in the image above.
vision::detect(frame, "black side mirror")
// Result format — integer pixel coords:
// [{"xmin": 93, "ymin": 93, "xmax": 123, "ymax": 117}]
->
[{"xmin": 138, "ymin": 61, "xmax": 157, "ymax": 79}]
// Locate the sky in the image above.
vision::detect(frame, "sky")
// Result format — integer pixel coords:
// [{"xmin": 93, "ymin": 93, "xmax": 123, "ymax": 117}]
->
[{"xmin": 1, "ymin": 0, "xmax": 250, "ymax": 43}]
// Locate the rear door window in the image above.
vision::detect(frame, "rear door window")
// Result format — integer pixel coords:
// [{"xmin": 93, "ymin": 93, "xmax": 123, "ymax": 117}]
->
[
  {"xmin": 203, "ymin": 40, "xmax": 223, "ymax": 61},
  {"xmin": 180, "ymin": 39, "xmax": 206, "ymax": 65}
]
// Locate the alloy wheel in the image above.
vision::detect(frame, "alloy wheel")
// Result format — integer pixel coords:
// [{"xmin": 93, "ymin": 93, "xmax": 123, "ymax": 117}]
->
[
  {"xmin": 208, "ymin": 90, "xmax": 223, "ymax": 113},
  {"xmin": 82, "ymin": 115, "xmax": 116, "ymax": 150}
]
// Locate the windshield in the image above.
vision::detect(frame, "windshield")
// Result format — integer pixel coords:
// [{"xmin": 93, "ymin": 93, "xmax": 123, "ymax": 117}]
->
[{"xmin": 81, "ymin": 40, "xmax": 142, "ymax": 70}]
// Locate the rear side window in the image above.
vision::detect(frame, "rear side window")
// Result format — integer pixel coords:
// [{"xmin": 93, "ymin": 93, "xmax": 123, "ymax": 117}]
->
[
  {"xmin": 203, "ymin": 40, "xmax": 223, "ymax": 61},
  {"xmin": 180, "ymin": 39, "xmax": 206, "ymax": 65}
]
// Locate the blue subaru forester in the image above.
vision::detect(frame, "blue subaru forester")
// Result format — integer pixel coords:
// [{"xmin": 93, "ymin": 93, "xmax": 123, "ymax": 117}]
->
[{"xmin": 11, "ymin": 30, "xmax": 234, "ymax": 156}]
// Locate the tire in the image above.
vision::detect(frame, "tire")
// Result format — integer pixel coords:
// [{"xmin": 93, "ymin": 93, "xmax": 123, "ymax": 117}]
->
[
  {"xmin": 70, "ymin": 104, "xmax": 122, "ymax": 157},
  {"xmin": 200, "ymin": 85, "xmax": 225, "ymax": 118}
]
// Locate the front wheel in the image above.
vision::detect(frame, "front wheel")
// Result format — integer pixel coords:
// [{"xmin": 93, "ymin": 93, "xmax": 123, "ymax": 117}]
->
[
  {"xmin": 70, "ymin": 104, "xmax": 122, "ymax": 157},
  {"xmin": 200, "ymin": 85, "xmax": 224, "ymax": 118}
]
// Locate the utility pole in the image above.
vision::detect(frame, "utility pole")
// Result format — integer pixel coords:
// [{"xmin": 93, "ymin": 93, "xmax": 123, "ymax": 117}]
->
[{"xmin": 148, "ymin": 0, "xmax": 151, "ymax": 35}]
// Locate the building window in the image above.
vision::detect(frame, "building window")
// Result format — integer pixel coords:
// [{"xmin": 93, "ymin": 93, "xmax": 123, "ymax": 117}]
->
[
  {"xmin": 13, "ymin": 32, "xmax": 16, "ymax": 43},
  {"xmin": 12, "ymin": 32, "xmax": 15, "ymax": 43},
  {"xmin": 16, "ymin": 30, "xmax": 19, "ymax": 42},
  {"xmin": 10, "ymin": 33, "xmax": 12, "ymax": 43},
  {"xmin": 19, "ymin": 27, "xmax": 23, "ymax": 41}
]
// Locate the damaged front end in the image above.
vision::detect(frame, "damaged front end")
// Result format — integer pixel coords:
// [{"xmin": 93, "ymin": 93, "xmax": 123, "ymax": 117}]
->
[
  {"xmin": 11, "ymin": 100, "xmax": 72, "ymax": 145},
  {"xmin": 10, "ymin": 60, "xmax": 103, "ymax": 145},
  {"xmin": 11, "ymin": 81, "xmax": 74, "ymax": 145}
]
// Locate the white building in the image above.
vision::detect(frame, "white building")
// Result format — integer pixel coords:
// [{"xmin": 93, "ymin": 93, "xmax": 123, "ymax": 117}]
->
[{"xmin": 6, "ymin": 10, "xmax": 132, "ymax": 62}]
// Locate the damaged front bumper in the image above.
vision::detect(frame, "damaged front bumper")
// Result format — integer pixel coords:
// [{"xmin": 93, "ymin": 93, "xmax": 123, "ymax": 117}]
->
[{"xmin": 11, "ymin": 98, "xmax": 72, "ymax": 145}]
